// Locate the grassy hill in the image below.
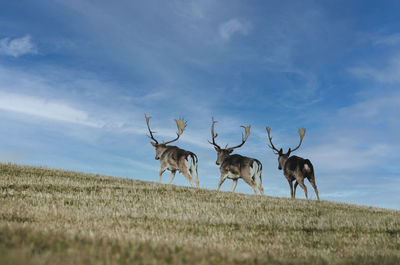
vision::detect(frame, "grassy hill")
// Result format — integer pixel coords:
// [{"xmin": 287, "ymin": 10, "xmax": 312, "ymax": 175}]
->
[{"xmin": 0, "ymin": 163, "xmax": 399, "ymax": 265}]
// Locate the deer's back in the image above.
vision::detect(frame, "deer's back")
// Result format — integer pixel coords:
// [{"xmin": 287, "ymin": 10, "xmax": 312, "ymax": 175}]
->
[
  {"xmin": 221, "ymin": 154, "xmax": 260, "ymax": 174},
  {"xmin": 162, "ymin": 145, "xmax": 197, "ymax": 163},
  {"xmin": 284, "ymin": 155, "xmax": 313, "ymax": 175}
]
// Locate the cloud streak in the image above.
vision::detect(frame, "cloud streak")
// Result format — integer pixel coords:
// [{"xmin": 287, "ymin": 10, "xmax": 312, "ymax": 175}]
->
[
  {"xmin": 373, "ymin": 33, "xmax": 400, "ymax": 46},
  {"xmin": 0, "ymin": 91, "xmax": 103, "ymax": 127},
  {"xmin": 349, "ymin": 54, "xmax": 400, "ymax": 84},
  {"xmin": 0, "ymin": 35, "xmax": 38, "ymax": 57},
  {"xmin": 219, "ymin": 18, "xmax": 251, "ymax": 41}
]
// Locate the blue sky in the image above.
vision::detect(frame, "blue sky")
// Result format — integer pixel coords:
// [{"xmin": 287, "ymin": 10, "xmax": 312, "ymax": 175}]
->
[{"xmin": 0, "ymin": 0, "xmax": 399, "ymax": 210}]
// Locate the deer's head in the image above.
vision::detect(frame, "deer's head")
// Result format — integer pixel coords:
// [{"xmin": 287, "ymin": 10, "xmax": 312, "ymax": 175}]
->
[
  {"xmin": 208, "ymin": 117, "xmax": 250, "ymax": 165},
  {"xmin": 266, "ymin": 127, "xmax": 305, "ymax": 170},
  {"xmin": 145, "ymin": 114, "xmax": 187, "ymax": 160},
  {"xmin": 150, "ymin": 142, "xmax": 168, "ymax": 160}
]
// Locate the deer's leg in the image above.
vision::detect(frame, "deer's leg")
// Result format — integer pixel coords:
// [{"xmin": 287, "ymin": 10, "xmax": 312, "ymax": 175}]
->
[
  {"xmin": 241, "ymin": 165, "xmax": 258, "ymax": 195},
  {"xmin": 293, "ymin": 181, "xmax": 299, "ymax": 198},
  {"xmin": 308, "ymin": 177, "xmax": 320, "ymax": 201},
  {"xmin": 231, "ymin": 179, "xmax": 238, "ymax": 192},
  {"xmin": 180, "ymin": 159, "xmax": 194, "ymax": 187},
  {"xmin": 189, "ymin": 164, "xmax": 200, "ymax": 188},
  {"xmin": 258, "ymin": 182, "xmax": 264, "ymax": 196},
  {"xmin": 251, "ymin": 181, "xmax": 258, "ymax": 195},
  {"xmin": 159, "ymin": 167, "xmax": 167, "ymax": 183},
  {"xmin": 182, "ymin": 171, "xmax": 194, "ymax": 187},
  {"xmin": 168, "ymin": 170, "xmax": 177, "ymax": 184},
  {"xmin": 217, "ymin": 174, "xmax": 227, "ymax": 192},
  {"xmin": 242, "ymin": 176, "xmax": 258, "ymax": 195},
  {"xmin": 254, "ymin": 164, "xmax": 264, "ymax": 195},
  {"xmin": 193, "ymin": 171, "xmax": 200, "ymax": 188},
  {"xmin": 288, "ymin": 179, "xmax": 294, "ymax": 198},
  {"xmin": 253, "ymin": 183, "xmax": 257, "ymax": 195},
  {"xmin": 296, "ymin": 178, "xmax": 308, "ymax": 199}
]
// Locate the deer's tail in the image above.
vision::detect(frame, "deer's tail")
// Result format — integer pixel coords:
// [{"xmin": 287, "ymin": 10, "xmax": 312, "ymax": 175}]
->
[
  {"xmin": 304, "ymin": 159, "xmax": 315, "ymax": 179},
  {"xmin": 188, "ymin": 153, "xmax": 199, "ymax": 187},
  {"xmin": 252, "ymin": 160, "xmax": 264, "ymax": 195}
]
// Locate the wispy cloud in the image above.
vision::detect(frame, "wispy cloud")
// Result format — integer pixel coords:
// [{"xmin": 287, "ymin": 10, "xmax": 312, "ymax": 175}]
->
[
  {"xmin": 0, "ymin": 63, "xmax": 216, "ymax": 147},
  {"xmin": 337, "ymin": 93, "xmax": 400, "ymax": 124},
  {"xmin": 309, "ymin": 140, "xmax": 390, "ymax": 171},
  {"xmin": 349, "ymin": 54, "xmax": 400, "ymax": 84},
  {"xmin": 373, "ymin": 33, "xmax": 400, "ymax": 46},
  {"xmin": 305, "ymin": 91, "xmax": 400, "ymax": 170},
  {"xmin": 174, "ymin": 0, "xmax": 214, "ymax": 19},
  {"xmin": 219, "ymin": 18, "xmax": 251, "ymax": 41},
  {"xmin": 0, "ymin": 35, "xmax": 38, "ymax": 57},
  {"xmin": 0, "ymin": 91, "xmax": 103, "ymax": 127}
]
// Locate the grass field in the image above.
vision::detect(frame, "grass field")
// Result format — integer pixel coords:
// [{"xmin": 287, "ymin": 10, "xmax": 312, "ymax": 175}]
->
[{"xmin": 1, "ymin": 163, "xmax": 399, "ymax": 265}]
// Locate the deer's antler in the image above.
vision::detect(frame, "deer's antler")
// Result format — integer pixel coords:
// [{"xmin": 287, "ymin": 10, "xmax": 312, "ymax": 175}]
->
[
  {"xmin": 208, "ymin": 117, "xmax": 221, "ymax": 149},
  {"xmin": 162, "ymin": 117, "xmax": 187, "ymax": 145},
  {"xmin": 266, "ymin": 126, "xmax": 279, "ymax": 154},
  {"xmin": 290, "ymin": 128, "xmax": 306, "ymax": 152},
  {"xmin": 145, "ymin": 113, "xmax": 159, "ymax": 144},
  {"xmin": 227, "ymin": 124, "xmax": 251, "ymax": 151}
]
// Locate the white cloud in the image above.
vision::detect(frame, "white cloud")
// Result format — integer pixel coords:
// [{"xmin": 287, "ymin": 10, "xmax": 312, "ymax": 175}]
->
[
  {"xmin": 0, "ymin": 35, "xmax": 38, "ymax": 57},
  {"xmin": 174, "ymin": 0, "xmax": 214, "ymax": 19},
  {"xmin": 349, "ymin": 54, "xmax": 400, "ymax": 84},
  {"xmin": 373, "ymin": 33, "xmax": 400, "ymax": 46},
  {"xmin": 219, "ymin": 18, "xmax": 251, "ymax": 41},
  {"xmin": 0, "ymin": 64, "xmax": 214, "ymax": 147},
  {"xmin": 0, "ymin": 91, "xmax": 103, "ymax": 127},
  {"xmin": 337, "ymin": 94, "xmax": 400, "ymax": 123},
  {"xmin": 308, "ymin": 140, "xmax": 390, "ymax": 171},
  {"xmin": 304, "ymin": 93, "xmax": 400, "ymax": 172}
]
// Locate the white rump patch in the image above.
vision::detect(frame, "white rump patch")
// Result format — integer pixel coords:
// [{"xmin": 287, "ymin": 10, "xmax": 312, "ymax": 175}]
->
[
  {"xmin": 250, "ymin": 161, "xmax": 258, "ymax": 178},
  {"xmin": 226, "ymin": 171, "xmax": 239, "ymax": 180},
  {"xmin": 304, "ymin": 163, "xmax": 310, "ymax": 171}
]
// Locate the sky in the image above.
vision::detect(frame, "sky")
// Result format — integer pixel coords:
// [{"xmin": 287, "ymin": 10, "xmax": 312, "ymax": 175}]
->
[{"xmin": 0, "ymin": 0, "xmax": 399, "ymax": 210}]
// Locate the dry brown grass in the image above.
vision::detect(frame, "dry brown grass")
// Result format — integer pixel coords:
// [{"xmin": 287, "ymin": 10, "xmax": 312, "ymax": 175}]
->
[{"xmin": 1, "ymin": 163, "xmax": 399, "ymax": 264}]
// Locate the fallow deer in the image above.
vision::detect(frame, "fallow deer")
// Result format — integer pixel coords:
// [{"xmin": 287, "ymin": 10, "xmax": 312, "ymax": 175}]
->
[
  {"xmin": 266, "ymin": 127, "xmax": 320, "ymax": 200},
  {"xmin": 145, "ymin": 114, "xmax": 199, "ymax": 188},
  {"xmin": 209, "ymin": 117, "xmax": 264, "ymax": 195}
]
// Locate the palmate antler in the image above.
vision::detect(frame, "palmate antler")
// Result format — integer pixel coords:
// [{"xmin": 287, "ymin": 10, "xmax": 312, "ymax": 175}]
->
[
  {"xmin": 208, "ymin": 117, "xmax": 221, "ymax": 149},
  {"xmin": 266, "ymin": 126, "xmax": 279, "ymax": 154},
  {"xmin": 208, "ymin": 117, "xmax": 250, "ymax": 151},
  {"xmin": 266, "ymin": 126, "xmax": 306, "ymax": 154},
  {"xmin": 290, "ymin": 128, "xmax": 306, "ymax": 152},
  {"xmin": 145, "ymin": 113, "xmax": 159, "ymax": 144},
  {"xmin": 163, "ymin": 117, "xmax": 187, "ymax": 145},
  {"xmin": 227, "ymin": 124, "xmax": 251, "ymax": 151},
  {"xmin": 145, "ymin": 114, "xmax": 187, "ymax": 145}
]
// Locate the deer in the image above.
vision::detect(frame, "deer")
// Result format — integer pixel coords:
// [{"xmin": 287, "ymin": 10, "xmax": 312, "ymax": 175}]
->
[
  {"xmin": 208, "ymin": 117, "xmax": 264, "ymax": 195},
  {"xmin": 266, "ymin": 126, "xmax": 320, "ymax": 200},
  {"xmin": 145, "ymin": 114, "xmax": 199, "ymax": 188}
]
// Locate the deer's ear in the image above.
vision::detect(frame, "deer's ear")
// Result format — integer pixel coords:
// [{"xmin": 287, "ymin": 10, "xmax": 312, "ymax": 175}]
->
[
  {"xmin": 214, "ymin": 146, "xmax": 220, "ymax": 152},
  {"xmin": 151, "ymin": 142, "xmax": 157, "ymax": 147},
  {"xmin": 287, "ymin": 148, "xmax": 291, "ymax": 156},
  {"xmin": 279, "ymin": 148, "xmax": 283, "ymax": 155},
  {"xmin": 228, "ymin": 149, "xmax": 234, "ymax": 154}
]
